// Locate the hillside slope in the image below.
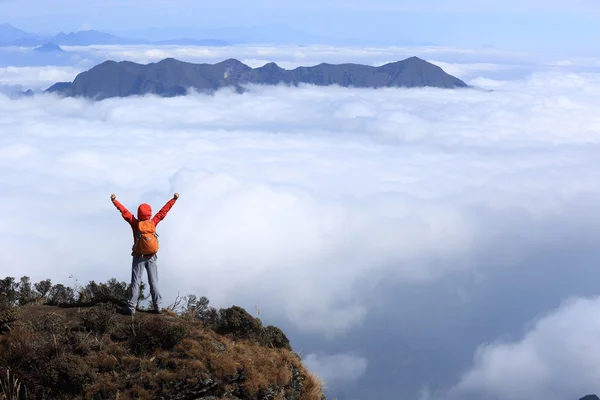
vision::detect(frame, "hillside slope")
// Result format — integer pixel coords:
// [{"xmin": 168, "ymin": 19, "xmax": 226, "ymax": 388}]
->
[{"xmin": 0, "ymin": 276, "xmax": 324, "ymax": 400}]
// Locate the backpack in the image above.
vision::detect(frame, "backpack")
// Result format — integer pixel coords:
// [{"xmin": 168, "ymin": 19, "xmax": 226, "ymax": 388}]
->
[{"xmin": 133, "ymin": 220, "xmax": 159, "ymax": 255}]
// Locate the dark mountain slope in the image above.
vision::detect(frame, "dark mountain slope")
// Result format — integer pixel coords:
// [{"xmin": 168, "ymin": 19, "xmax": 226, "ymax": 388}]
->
[{"xmin": 45, "ymin": 56, "xmax": 468, "ymax": 100}]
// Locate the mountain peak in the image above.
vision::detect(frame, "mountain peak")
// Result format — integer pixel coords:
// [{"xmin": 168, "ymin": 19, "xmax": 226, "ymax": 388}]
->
[
  {"xmin": 44, "ymin": 56, "xmax": 468, "ymax": 100},
  {"xmin": 34, "ymin": 42, "xmax": 64, "ymax": 52},
  {"xmin": 218, "ymin": 58, "xmax": 249, "ymax": 67},
  {"xmin": 261, "ymin": 62, "xmax": 282, "ymax": 69},
  {"xmin": 157, "ymin": 57, "xmax": 183, "ymax": 64}
]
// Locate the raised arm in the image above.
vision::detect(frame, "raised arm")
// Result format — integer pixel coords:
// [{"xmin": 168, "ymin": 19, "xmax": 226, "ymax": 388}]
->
[
  {"xmin": 111, "ymin": 194, "xmax": 136, "ymax": 226},
  {"xmin": 152, "ymin": 193, "xmax": 179, "ymax": 226}
]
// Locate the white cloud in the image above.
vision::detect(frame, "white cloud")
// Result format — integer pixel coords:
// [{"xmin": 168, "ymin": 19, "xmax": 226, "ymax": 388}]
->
[
  {"xmin": 426, "ymin": 60, "xmax": 512, "ymax": 80},
  {"xmin": 0, "ymin": 66, "xmax": 82, "ymax": 90},
  {"xmin": 446, "ymin": 296, "xmax": 600, "ymax": 400},
  {"xmin": 303, "ymin": 352, "xmax": 368, "ymax": 384},
  {"xmin": 59, "ymin": 43, "xmax": 536, "ymax": 72},
  {"xmin": 1, "ymin": 59, "xmax": 600, "ymax": 341}
]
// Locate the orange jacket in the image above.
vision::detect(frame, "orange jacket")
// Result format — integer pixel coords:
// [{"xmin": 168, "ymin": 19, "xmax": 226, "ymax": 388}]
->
[{"xmin": 112, "ymin": 198, "xmax": 177, "ymax": 256}]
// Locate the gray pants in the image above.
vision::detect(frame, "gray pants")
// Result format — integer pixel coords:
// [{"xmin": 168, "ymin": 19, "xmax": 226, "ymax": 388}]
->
[{"xmin": 127, "ymin": 254, "xmax": 162, "ymax": 313}]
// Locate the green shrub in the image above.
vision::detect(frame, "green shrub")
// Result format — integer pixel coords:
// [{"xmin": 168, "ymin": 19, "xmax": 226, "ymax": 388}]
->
[
  {"xmin": 79, "ymin": 303, "xmax": 116, "ymax": 335},
  {"xmin": 178, "ymin": 294, "xmax": 219, "ymax": 326},
  {"xmin": 0, "ymin": 307, "xmax": 19, "ymax": 334},
  {"xmin": 130, "ymin": 316, "xmax": 189, "ymax": 356},
  {"xmin": 34, "ymin": 279, "xmax": 52, "ymax": 299},
  {"xmin": 79, "ymin": 279, "xmax": 129, "ymax": 306},
  {"xmin": 0, "ymin": 277, "xmax": 18, "ymax": 307},
  {"xmin": 29, "ymin": 312, "xmax": 69, "ymax": 336},
  {"xmin": 43, "ymin": 354, "xmax": 93, "ymax": 395},
  {"xmin": 215, "ymin": 305, "xmax": 263, "ymax": 339},
  {"xmin": 16, "ymin": 277, "xmax": 37, "ymax": 306},
  {"xmin": 1, "ymin": 276, "xmax": 52, "ymax": 308},
  {"xmin": 47, "ymin": 284, "xmax": 75, "ymax": 306},
  {"xmin": 260, "ymin": 325, "xmax": 292, "ymax": 351}
]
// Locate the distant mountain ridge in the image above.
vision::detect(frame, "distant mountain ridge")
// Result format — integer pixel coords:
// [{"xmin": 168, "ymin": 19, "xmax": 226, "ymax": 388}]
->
[
  {"xmin": 0, "ymin": 23, "xmax": 229, "ymax": 47},
  {"xmin": 34, "ymin": 42, "xmax": 64, "ymax": 52},
  {"xmin": 44, "ymin": 56, "xmax": 468, "ymax": 100}
]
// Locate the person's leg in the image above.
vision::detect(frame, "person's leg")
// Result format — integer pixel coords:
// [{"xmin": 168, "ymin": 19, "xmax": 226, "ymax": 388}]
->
[
  {"xmin": 145, "ymin": 254, "xmax": 162, "ymax": 311},
  {"xmin": 127, "ymin": 256, "xmax": 145, "ymax": 313}
]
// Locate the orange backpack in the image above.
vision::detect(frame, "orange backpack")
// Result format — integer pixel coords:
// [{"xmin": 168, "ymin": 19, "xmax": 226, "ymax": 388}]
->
[{"xmin": 133, "ymin": 220, "xmax": 159, "ymax": 255}]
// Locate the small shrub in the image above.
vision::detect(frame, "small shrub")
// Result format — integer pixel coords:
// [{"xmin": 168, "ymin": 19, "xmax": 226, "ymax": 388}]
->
[
  {"xmin": 260, "ymin": 325, "xmax": 292, "ymax": 351},
  {"xmin": 83, "ymin": 374, "xmax": 119, "ymax": 400},
  {"xmin": 215, "ymin": 305, "xmax": 263, "ymax": 340},
  {"xmin": 1, "ymin": 276, "xmax": 49, "ymax": 307},
  {"xmin": 47, "ymin": 284, "xmax": 75, "ymax": 306},
  {"xmin": 109, "ymin": 320, "xmax": 132, "ymax": 343},
  {"xmin": 0, "ymin": 307, "xmax": 19, "ymax": 333},
  {"xmin": 96, "ymin": 351, "xmax": 118, "ymax": 373},
  {"xmin": 0, "ymin": 277, "xmax": 18, "ymax": 306},
  {"xmin": 17, "ymin": 276, "xmax": 38, "ymax": 306},
  {"xmin": 34, "ymin": 279, "xmax": 52, "ymax": 299},
  {"xmin": 80, "ymin": 279, "xmax": 129, "ymax": 306},
  {"xmin": 199, "ymin": 306, "xmax": 219, "ymax": 327},
  {"xmin": 67, "ymin": 331, "xmax": 100, "ymax": 356},
  {"xmin": 29, "ymin": 312, "xmax": 69, "ymax": 336},
  {"xmin": 43, "ymin": 354, "xmax": 93, "ymax": 395},
  {"xmin": 172, "ymin": 294, "xmax": 219, "ymax": 326},
  {"xmin": 79, "ymin": 303, "xmax": 116, "ymax": 334},
  {"xmin": 130, "ymin": 316, "xmax": 189, "ymax": 356}
]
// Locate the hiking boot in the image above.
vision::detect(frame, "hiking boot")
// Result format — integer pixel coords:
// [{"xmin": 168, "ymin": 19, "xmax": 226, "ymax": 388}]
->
[
  {"xmin": 149, "ymin": 308, "xmax": 162, "ymax": 315},
  {"xmin": 117, "ymin": 306, "xmax": 133, "ymax": 316}
]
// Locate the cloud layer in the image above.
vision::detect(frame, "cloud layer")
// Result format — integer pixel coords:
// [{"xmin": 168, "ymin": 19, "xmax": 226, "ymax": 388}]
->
[
  {"xmin": 304, "ymin": 352, "xmax": 368, "ymax": 384},
  {"xmin": 447, "ymin": 296, "xmax": 600, "ymax": 400}
]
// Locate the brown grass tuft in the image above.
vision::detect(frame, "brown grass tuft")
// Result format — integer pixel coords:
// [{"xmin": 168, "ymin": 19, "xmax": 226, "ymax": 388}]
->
[{"xmin": 304, "ymin": 371, "xmax": 327, "ymax": 400}]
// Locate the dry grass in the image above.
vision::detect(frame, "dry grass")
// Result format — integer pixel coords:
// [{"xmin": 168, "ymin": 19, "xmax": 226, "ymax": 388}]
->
[
  {"xmin": 0, "ymin": 304, "xmax": 325, "ymax": 400},
  {"xmin": 0, "ymin": 368, "xmax": 28, "ymax": 400},
  {"xmin": 304, "ymin": 371, "xmax": 326, "ymax": 400}
]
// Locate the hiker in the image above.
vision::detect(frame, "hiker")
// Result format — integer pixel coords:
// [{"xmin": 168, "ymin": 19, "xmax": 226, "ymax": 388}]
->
[{"xmin": 110, "ymin": 193, "xmax": 179, "ymax": 315}]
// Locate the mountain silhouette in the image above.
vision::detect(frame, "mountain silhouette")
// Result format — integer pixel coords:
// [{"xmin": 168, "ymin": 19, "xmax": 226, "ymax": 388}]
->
[
  {"xmin": 45, "ymin": 56, "xmax": 468, "ymax": 100},
  {"xmin": 0, "ymin": 24, "xmax": 229, "ymax": 47},
  {"xmin": 34, "ymin": 42, "xmax": 64, "ymax": 52}
]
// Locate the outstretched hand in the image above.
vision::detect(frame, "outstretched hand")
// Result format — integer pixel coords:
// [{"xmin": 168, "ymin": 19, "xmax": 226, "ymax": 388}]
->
[
  {"xmin": 174, "ymin": 193, "xmax": 179, "ymax": 200},
  {"xmin": 111, "ymin": 194, "xmax": 116, "ymax": 201}
]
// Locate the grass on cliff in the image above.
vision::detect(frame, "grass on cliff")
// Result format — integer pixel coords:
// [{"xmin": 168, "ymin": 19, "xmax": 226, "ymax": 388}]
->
[{"xmin": 0, "ymin": 276, "xmax": 325, "ymax": 400}]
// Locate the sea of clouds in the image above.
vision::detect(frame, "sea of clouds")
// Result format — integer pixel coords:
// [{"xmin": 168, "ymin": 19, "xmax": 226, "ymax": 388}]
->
[{"xmin": 2, "ymin": 44, "xmax": 600, "ymax": 399}]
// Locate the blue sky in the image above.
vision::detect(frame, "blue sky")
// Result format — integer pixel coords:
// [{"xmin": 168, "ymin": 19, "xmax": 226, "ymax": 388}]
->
[{"xmin": 1, "ymin": 0, "xmax": 600, "ymax": 52}]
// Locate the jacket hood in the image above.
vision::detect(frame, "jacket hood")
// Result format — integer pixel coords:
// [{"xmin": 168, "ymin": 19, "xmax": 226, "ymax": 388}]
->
[{"xmin": 137, "ymin": 203, "xmax": 152, "ymax": 221}]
